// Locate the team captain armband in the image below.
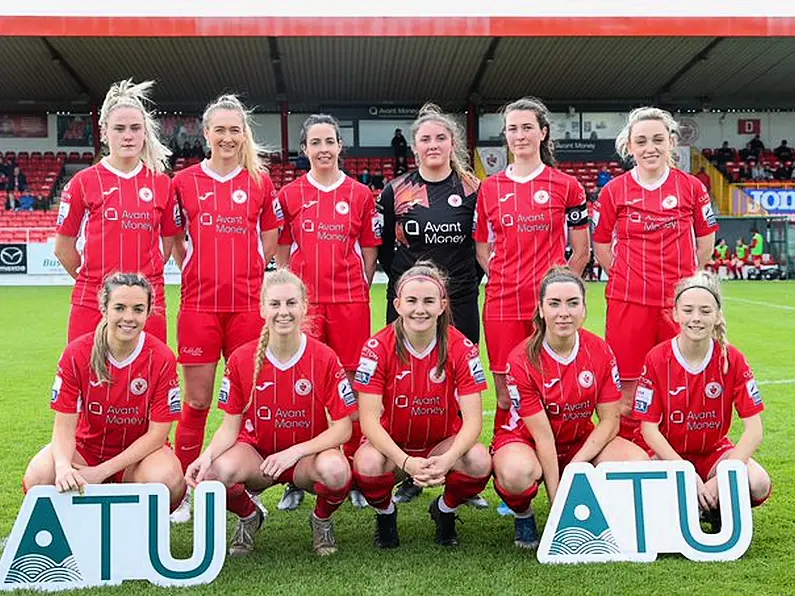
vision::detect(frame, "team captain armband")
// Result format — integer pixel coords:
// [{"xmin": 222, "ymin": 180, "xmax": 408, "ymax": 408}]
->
[{"xmin": 565, "ymin": 203, "xmax": 589, "ymax": 227}]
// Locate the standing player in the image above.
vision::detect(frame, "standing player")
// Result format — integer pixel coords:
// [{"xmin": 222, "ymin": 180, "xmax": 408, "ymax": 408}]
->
[
  {"xmin": 491, "ymin": 268, "xmax": 648, "ymax": 549},
  {"xmin": 592, "ymin": 107, "xmax": 717, "ymax": 448},
  {"xmin": 352, "ymin": 263, "xmax": 492, "ymax": 548},
  {"xmin": 185, "ymin": 270, "xmax": 356, "ymax": 556},
  {"xmin": 731, "ymin": 236, "xmax": 750, "ymax": 280},
  {"xmin": 55, "ymin": 80, "xmax": 179, "ymax": 343},
  {"xmin": 171, "ymin": 95, "xmax": 283, "ymax": 522},
  {"xmin": 474, "ymin": 97, "xmax": 591, "ymax": 434},
  {"xmin": 276, "ymin": 114, "xmax": 380, "ymax": 510},
  {"xmin": 23, "ymin": 273, "xmax": 185, "ymax": 510},
  {"xmin": 635, "ymin": 271, "xmax": 771, "ymax": 530}
]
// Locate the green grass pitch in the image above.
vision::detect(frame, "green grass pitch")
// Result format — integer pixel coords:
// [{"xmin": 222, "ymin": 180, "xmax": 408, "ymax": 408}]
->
[{"xmin": 0, "ymin": 281, "xmax": 793, "ymax": 595}]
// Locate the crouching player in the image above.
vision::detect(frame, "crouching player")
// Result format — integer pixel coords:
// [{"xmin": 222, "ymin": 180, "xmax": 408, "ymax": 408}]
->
[
  {"xmin": 635, "ymin": 271, "xmax": 771, "ymax": 531},
  {"xmin": 185, "ymin": 269, "xmax": 356, "ymax": 557},
  {"xmin": 492, "ymin": 267, "xmax": 648, "ymax": 549},
  {"xmin": 23, "ymin": 273, "xmax": 185, "ymax": 510},
  {"xmin": 352, "ymin": 262, "xmax": 492, "ymax": 548}
]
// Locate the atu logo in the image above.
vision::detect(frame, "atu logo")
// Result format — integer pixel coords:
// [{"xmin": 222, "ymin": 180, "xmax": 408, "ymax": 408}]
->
[
  {"xmin": 0, "ymin": 482, "xmax": 226, "ymax": 591},
  {"xmin": 537, "ymin": 460, "xmax": 753, "ymax": 564}
]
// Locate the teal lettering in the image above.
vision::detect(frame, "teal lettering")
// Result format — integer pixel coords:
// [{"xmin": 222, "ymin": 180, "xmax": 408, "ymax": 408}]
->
[
  {"xmin": 676, "ymin": 469, "xmax": 743, "ymax": 553},
  {"xmin": 605, "ymin": 471, "xmax": 667, "ymax": 553},
  {"xmin": 73, "ymin": 495, "xmax": 139, "ymax": 581}
]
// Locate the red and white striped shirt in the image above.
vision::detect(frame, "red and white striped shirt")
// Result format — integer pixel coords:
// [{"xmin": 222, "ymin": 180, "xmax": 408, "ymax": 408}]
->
[
  {"xmin": 51, "ymin": 332, "xmax": 180, "ymax": 461},
  {"xmin": 56, "ymin": 160, "xmax": 179, "ymax": 310},
  {"xmin": 278, "ymin": 173, "xmax": 381, "ymax": 304},
  {"xmin": 219, "ymin": 335, "xmax": 356, "ymax": 456},
  {"xmin": 474, "ymin": 165, "xmax": 588, "ymax": 321},
  {"xmin": 592, "ymin": 167, "xmax": 718, "ymax": 308},
  {"xmin": 172, "ymin": 162, "xmax": 282, "ymax": 313}
]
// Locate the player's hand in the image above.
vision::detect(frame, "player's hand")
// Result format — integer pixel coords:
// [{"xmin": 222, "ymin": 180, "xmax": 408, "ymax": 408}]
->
[
  {"xmin": 54, "ymin": 464, "xmax": 86, "ymax": 493},
  {"xmin": 403, "ymin": 457, "xmax": 433, "ymax": 486},
  {"xmin": 695, "ymin": 476, "xmax": 717, "ymax": 511},
  {"xmin": 423, "ymin": 454, "xmax": 455, "ymax": 485},
  {"xmin": 76, "ymin": 465, "xmax": 108, "ymax": 486},
  {"xmin": 261, "ymin": 446, "xmax": 304, "ymax": 480},
  {"xmin": 185, "ymin": 453, "xmax": 212, "ymax": 488},
  {"xmin": 703, "ymin": 476, "xmax": 720, "ymax": 510}
]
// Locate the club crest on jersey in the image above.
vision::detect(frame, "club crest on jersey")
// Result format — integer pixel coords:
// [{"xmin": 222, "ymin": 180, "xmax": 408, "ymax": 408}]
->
[
  {"xmin": 447, "ymin": 194, "xmax": 462, "ymax": 207},
  {"xmin": 366, "ymin": 338, "xmax": 379, "ymax": 349},
  {"xmin": 534, "ymin": 190, "xmax": 550, "ymax": 205},
  {"xmin": 429, "ymin": 368, "xmax": 447, "ymax": 384},
  {"xmin": 662, "ymin": 195, "xmax": 678, "ymax": 209},
  {"xmin": 232, "ymin": 190, "xmax": 248, "ymax": 204},
  {"xmin": 130, "ymin": 378, "xmax": 148, "ymax": 396},
  {"xmin": 578, "ymin": 370, "xmax": 595, "ymax": 389},
  {"xmin": 295, "ymin": 379, "xmax": 313, "ymax": 397},
  {"xmin": 335, "ymin": 201, "xmax": 350, "ymax": 215},
  {"xmin": 705, "ymin": 382, "xmax": 723, "ymax": 399},
  {"xmin": 138, "ymin": 187, "xmax": 153, "ymax": 202}
]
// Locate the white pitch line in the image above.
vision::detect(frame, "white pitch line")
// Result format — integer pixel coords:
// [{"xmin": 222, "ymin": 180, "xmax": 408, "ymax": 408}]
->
[{"xmin": 724, "ymin": 297, "xmax": 795, "ymax": 311}]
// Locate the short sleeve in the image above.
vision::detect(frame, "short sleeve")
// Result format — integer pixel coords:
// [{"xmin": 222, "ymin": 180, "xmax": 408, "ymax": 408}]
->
[
  {"xmin": 473, "ymin": 183, "xmax": 491, "ymax": 243},
  {"xmin": 259, "ymin": 176, "xmax": 283, "ymax": 232},
  {"xmin": 324, "ymin": 353, "xmax": 358, "ymax": 421},
  {"xmin": 218, "ymin": 355, "xmax": 248, "ymax": 416},
  {"xmin": 160, "ymin": 177, "xmax": 183, "ymax": 237},
  {"xmin": 506, "ymin": 350, "xmax": 544, "ymax": 419},
  {"xmin": 353, "ymin": 336, "xmax": 388, "ymax": 394},
  {"xmin": 565, "ymin": 178, "xmax": 589, "ymax": 228},
  {"xmin": 149, "ymin": 350, "xmax": 181, "ymax": 423},
  {"xmin": 591, "ymin": 184, "xmax": 617, "ymax": 244},
  {"xmin": 50, "ymin": 346, "xmax": 82, "ymax": 414},
  {"xmin": 358, "ymin": 189, "xmax": 382, "ymax": 248},
  {"xmin": 634, "ymin": 357, "xmax": 662, "ymax": 423},
  {"xmin": 452, "ymin": 336, "xmax": 488, "ymax": 396},
  {"xmin": 731, "ymin": 350, "xmax": 765, "ymax": 419},
  {"xmin": 277, "ymin": 187, "xmax": 293, "ymax": 245},
  {"xmin": 597, "ymin": 344, "xmax": 622, "ymax": 405},
  {"xmin": 692, "ymin": 177, "xmax": 719, "ymax": 237},
  {"xmin": 56, "ymin": 174, "xmax": 87, "ymax": 237}
]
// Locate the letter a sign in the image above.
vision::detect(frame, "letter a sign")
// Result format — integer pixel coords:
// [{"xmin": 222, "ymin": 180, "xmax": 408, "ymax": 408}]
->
[
  {"xmin": 0, "ymin": 482, "xmax": 226, "ymax": 590},
  {"xmin": 538, "ymin": 460, "xmax": 753, "ymax": 563}
]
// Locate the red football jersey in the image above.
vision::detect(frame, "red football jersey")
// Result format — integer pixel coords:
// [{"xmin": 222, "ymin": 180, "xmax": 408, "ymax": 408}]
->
[
  {"xmin": 277, "ymin": 173, "xmax": 382, "ymax": 303},
  {"xmin": 474, "ymin": 165, "xmax": 588, "ymax": 320},
  {"xmin": 634, "ymin": 339, "xmax": 764, "ymax": 455},
  {"xmin": 172, "ymin": 162, "xmax": 282, "ymax": 313},
  {"xmin": 352, "ymin": 325, "xmax": 488, "ymax": 452},
  {"xmin": 219, "ymin": 334, "xmax": 356, "ymax": 456},
  {"xmin": 51, "ymin": 332, "xmax": 180, "ymax": 461},
  {"xmin": 501, "ymin": 329, "xmax": 622, "ymax": 451},
  {"xmin": 56, "ymin": 160, "xmax": 179, "ymax": 310},
  {"xmin": 591, "ymin": 167, "xmax": 718, "ymax": 308}
]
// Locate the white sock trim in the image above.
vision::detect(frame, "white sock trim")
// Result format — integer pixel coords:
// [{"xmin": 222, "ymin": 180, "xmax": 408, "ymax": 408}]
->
[
  {"xmin": 375, "ymin": 502, "xmax": 396, "ymax": 515},
  {"xmin": 438, "ymin": 496, "xmax": 457, "ymax": 514}
]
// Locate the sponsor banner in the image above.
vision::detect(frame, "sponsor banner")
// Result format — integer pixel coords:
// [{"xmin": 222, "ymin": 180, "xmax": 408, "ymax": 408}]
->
[
  {"xmin": 554, "ymin": 140, "xmax": 620, "ymax": 161},
  {"xmin": 0, "ymin": 244, "xmax": 27, "ymax": 274},
  {"xmin": 56, "ymin": 115, "xmax": 95, "ymax": 147},
  {"xmin": 26, "ymin": 240, "xmax": 64, "ymax": 275},
  {"xmin": 474, "ymin": 146, "xmax": 507, "ymax": 179},
  {"xmin": 0, "ymin": 114, "xmax": 47, "ymax": 138},
  {"xmin": 0, "ymin": 483, "xmax": 226, "ymax": 591},
  {"xmin": 538, "ymin": 460, "xmax": 752, "ymax": 564},
  {"xmin": 732, "ymin": 185, "xmax": 795, "ymax": 215}
]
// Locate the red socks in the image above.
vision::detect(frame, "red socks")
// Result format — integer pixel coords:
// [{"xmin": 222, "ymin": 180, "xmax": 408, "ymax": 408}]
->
[
  {"xmin": 494, "ymin": 477, "xmax": 539, "ymax": 515},
  {"xmin": 175, "ymin": 404, "xmax": 210, "ymax": 473},
  {"xmin": 227, "ymin": 483, "xmax": 256, "ymax": 518},
  {"xmin": 352, "ymin": 471, "xmax": 396, "ymax": 510},
  {"xmin": 313, "ymin": 478, "xmax": 353, "ymax": 519},
  {"xmin": 442, "ymin": 470, "xmax": 491, "ymax": 509}
]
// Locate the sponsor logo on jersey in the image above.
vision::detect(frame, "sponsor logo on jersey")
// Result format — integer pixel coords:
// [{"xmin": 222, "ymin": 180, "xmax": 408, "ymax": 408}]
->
[
  {"xmin": 372, "ymin": 212, "xmax": 384, "ymax": 238},
  {"xmin": 355, "ymin": 357, "xmax": 377, "ymax": 385},
  {"xmin": 498, "ymin": 192, "xmax": 515, "ymax": 203},
  {"xmin": 544, "ymin": 378, "xmax": 560, "ymax": 389},
  {"xmin": 88, "ymin": 402, "xmax": 103, "ymax": 416},
  {"xmin": 501, "ymin": 214, "xmax": 514, "ymax": 227},
  {"xmin": 302, "ymin": 219, "xmax": 315, "ymax": 232},
  {"xmin": 404, "ymin": 220, "xmax": 420, "ymax": 236},
  {"xmin": 256, "ymin": 382, "xmax": 274, "ymax": 392},
  {"xmin": 395, "ymin": 371, "xmax": 411, "ymax": 381},
  {"xmin": 611, "ymin": 365, "xmax": 621, "ymax": 390},
  {"xmin": 199, "ymin": 213, "xmax": 213, "ymax": 226},
  {"xmin": 669, "ymin": 386, "xmax": 686, "ymax": 396},
  {"xmin": 338, "ymin": 379, "xmax": 356, "ymax": 406},
  {"xmin": 173, "ymin": 204, "xmax": 183, "ymax": 228},
  {"xmin": 578, "ymin": 370, "xmax": 595, "ymax": 389},
  {"xmin": 702, "ymin": 202, "xmax": 717, "ymax": 226},
  {"xmin": 534, "ymin": 190, "xmax": 550, "ymax": 204},
  {"xmin": 746, "ymin": 378, "xmax": 762, "ymax": 406},
  {"xmin": 447, "ymin": 194, "xmax": 462, "ymax": 207},
  {"xmin": 245, "ymin": 419, "xmax": 254, "ymax": 433},
  {"xmin": 218, "ymin": 377, "xmax": 231, "ymax": 404},
  {"xmin": 104, "ymin": 208, "xmax": 118, "ymax": 221},
  {"xmin": 634, "ymin": 386, "xmax": 653, "ymax": 414},
  {"xmin": 507, "ymin": 384, "xmax": 521, "ymax": 411},
  {"xmin": 661, "ymin": 195, "xmax": 678, "ymax": 209},
  {"xmin": 130, "ymin": 378, "xmax": 148, "ymax": 396},
  {"xmin": 199, "ymin": 191, "xmax": 214, "ymax": 201},
  {"xmin": 468, "ymin": 357, "xmax": 486, "ymax": 385},
  {"xmin": 395, "ymin": 395, "xmax": 409, "ymax": 408},
  {"xmin": 273, "ymin": 197, "xmax": 284, "ymax": 220},
  {"xmin": 56, "ymin": 201, "xmax": 70, "ymax": 226},
  {"xmin": 167, "ymin": 387, "xmax": 181, "ymax": 414},
  {"xmin": 102, "ymin": 187, "xmax": 118, "ymax": 197},
  {"xmin": 256, "ymin": 406, "xmax": 272, "ymax": 421},
  {"xmin": 138, "ymin": 187, "xmax": 153, "ymax": 202},
  {"xmin": 51, "ymin": 375, "xmax": 63, "ymax": 403},
  {"xmin": 335, "ymin": 201, "xmax": 350, "ymax": 215},
  {"xmin": 670, "ymin": 410, "xmax": 684, "ymax": 424},
  {"xmin": 705, "ymin": 381, "xmax": 723, "ymax": 399},
  {"xmin": 231, "ymin": 190, "xmax": 248, "ymax": 204},
  {"xmin": 295, "ymin": 378, "xmax": 313, "ymax": 396},
  {"xmin": 366, "ymin": 338, "xmax": 379, "ymax": 349},
  {"xmin": 547, "ymin": 402, "xmax": 561, "ymax": 415}
]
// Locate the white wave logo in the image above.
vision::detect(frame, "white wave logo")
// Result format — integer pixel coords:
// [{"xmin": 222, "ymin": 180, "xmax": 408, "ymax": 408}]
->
[
  {"xmin": 5, "ymin": 554, "xmax": 82, "ymax": 584},
  {"xmin": 549, "ymin": 528, "xmax": 621, "ymax": 556}
]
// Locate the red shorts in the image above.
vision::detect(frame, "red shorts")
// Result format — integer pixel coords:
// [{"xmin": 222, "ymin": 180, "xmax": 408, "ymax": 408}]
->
[
  {"xmin": 491, "ymin": 430, "xmax": 586, "ymax": 469},
  {"xmin": 68, "ymin": 303, "xmax": 167, "ymax": 344},
  {"xmin": 240, "ymin": 438, "xmax": 296, "ymax": 485},
  {"xmin": 309, "ymin": 302, "xmax": 370, "ymax": 371},
  {"xmin": 605, "ymin": 300, "xmax": 678, "ymax": 380},
  {"xmin": 617, "ymin": 416, "xmax": 650, "ymax": 451},
  {"xmin": 682, "ymin": 438, "xmax": 735, "ymax": 482},
  {"xmin": 177, "ymin": 310, "xmax": 264, "ymax": 365},
  {"xmin": 483, "ymin": 319, "xmax": 535, "ymax": 374}
]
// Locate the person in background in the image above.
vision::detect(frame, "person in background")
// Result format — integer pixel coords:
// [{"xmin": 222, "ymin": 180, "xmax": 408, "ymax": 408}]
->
[
  {"xmin": 597, "ymin": 166, "xmax": 612, "ymax": 188},
  {"xmin": 737, "ymin": 161, "xmax": 753, "ymax": 182},
  {"xmin": 732, "ymin": 237, "xmax": 749, "ymax": 280},
  {"xmin": 748, "ymin": 134, "xmax": 765, "ymax": 157},
  {"xmin": 360, "ymin": 167, "xmax": 373, "ymax": 188},
  {"xmin": 6, "ymin": 165, "xmax": 27, "ymax": 194},
  {"xmin": 749, "ymin": 227, "xmax": 765, "ymax": 265},
  {"xmin": 774, "ymin": 139, "xmax": 792, "ymax": 163},
  {"xmin": 392, "ymin": 128, "xmax": 408, "ymax": 163},
  {"xmin": 191, "ymin": 139, "xmax": 205, "ymax": 159},
  {"xmin": 751, "ymin": 160, "xmax": 769, "ymax": 181}
]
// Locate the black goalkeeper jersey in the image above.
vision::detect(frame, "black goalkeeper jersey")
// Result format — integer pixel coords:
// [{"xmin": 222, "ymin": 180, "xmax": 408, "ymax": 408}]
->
[{"xmin": 378, "ymin": 169, "xmax": 480, "ymax": 299}]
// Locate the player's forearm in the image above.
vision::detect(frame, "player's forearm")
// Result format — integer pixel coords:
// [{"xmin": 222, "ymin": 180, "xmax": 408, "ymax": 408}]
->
[
  {"xmin": 730, "ymin": 416, "xmax": 763, "ymax": 464},
  {"xmin": 571, "ymin": 420, "xmax": 618, "ymax": 464},
  {"xmin": 443, "ymin": 406, "xmax": 482, "ymax": 464},
  {"xmin": 51, "ymin": 414, "xmax": 78, "ymax": 470},
  {"xmin": 696, "ymin": 234, "xmax": 716, "ymax": 269},
  {"xmin": 535, "ymin": 437, "xmax": 560, "ymax": 502},
  {"xmin": 641, "ymin": 422, "xmax": 681, "ymax": 461},
  {"xmin": 99, "ymin": 424, "xmax": 170, "ymax": 477},
  {"xmin": 292, "ymin": 417, "xmax": 352, "ymax": 459},
  {"xmin": 275, "ymin": 245, "xmax": 290, "ymax": 268},
  {"xmin": 475, "ymin": 242, "xmax": 491, "ymax": 276},
  {"xmin": 171, "ymin": 236, "xmax": 186, "ymax": 270},
  {"xmin": 593, "ymin": 242, "xmax": 613, "ymax": 274},
  {"xmin": 203, "ymin": 415, "xmax": 242, "ymax": 463},
  {"xmin": 567, "ymin": 247, "xmax": 590, "ymax": 276},
  {"xmin": 161, "ymin": 236, "xmax": 175, "ymax": 264},
  {"xmin": 360, "ymin": 413, "xmax": 409, "ymax": 468},
  {"xmin": 362, "ymin": 248, "xmax": 378, "ymax": 285},
  {"xmin": 261, "ymin": 230, "xmax": 278, "ymax": 265},
  {"xmin": 53, "ymin": 236, "xmax": 81, "ymax": 279}
]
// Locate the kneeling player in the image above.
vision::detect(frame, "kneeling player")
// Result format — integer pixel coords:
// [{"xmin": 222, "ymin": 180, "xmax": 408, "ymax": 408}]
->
[
  {"xmin": 635, "ymin": 271, "xmax": 771, "ymax": 530},
  {"xmin": 492, "ymin": 268, "xmax": 648, "ymax": 549},
  {"xmin": 185, "ymin": 269, "xmax": 356, "ymax": 557},
  {"xmin": 23, "ymin": 273, "xmax": 185, "ymax": 510},
  {"xmin": 352, "ymin": 262, "xmax": 492, "ymax": 548}
]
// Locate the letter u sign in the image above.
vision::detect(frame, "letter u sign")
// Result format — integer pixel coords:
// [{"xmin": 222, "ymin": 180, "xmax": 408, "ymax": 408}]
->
[{"xmin": 537, "ymin": 460, "xmax": 753, "ymax": 563}]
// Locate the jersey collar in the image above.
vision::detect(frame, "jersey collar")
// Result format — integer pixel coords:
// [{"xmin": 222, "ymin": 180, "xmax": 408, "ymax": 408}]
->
[
  {"xmin": 672, "ymin": 337, "xmax": 714, "ymax": 375},
  {"xmin": 108, "ymin": 332, "xmax": 146, "ymax": 369},
  {"xmin": 404, "ymin": 336, "xmax": 437, "ymax": 360},
  {"xmin": 542, "ymin": 331, "xmax": 580, "ymax": 366},
  {"xmin": 100, "ymin": 158, "xmax": 143, "ymax": 180},
  {"xmin": 201, "ymin": 159, "xmax": 242, "ymax": 183},
  {"xmin": 307, "ymin": 171, "xmax": 346, "ymax": 193},
  {"xmin": 631, "ymin": 166, "xmax": 670, "ymax": 191},
  {"xmin": 266, "ymin": 333, "xmax": 308, "ymax": 371},
  {"xmin": 505, "ymin": 163, "xmax": 545, "ymax": 184}
]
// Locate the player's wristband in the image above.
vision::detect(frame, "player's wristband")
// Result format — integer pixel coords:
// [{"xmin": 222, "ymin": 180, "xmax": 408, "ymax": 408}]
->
[{"xmin": 401, "ymin": 455, "xmax": 410, "ymax": 472}]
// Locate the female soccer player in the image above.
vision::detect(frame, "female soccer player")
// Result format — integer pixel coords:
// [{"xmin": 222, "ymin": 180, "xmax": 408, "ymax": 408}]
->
[
  {"xmin": 185, "ymin": 269, "xmax": 356, "ymax": 557},
  {"xmin": 474, "ymin": 97, "xmax": 591, "ymax": 435},
  {"xmin": 592, "ymin": 107, "xmax": 718, "ymax": 448},
  {"xmin": 275, "ymin": 114, "xmax": 381, "ymax": 510},
  {"xmin": 171, "ymin": 95, "xmax": 283, "ymax": 522},
  {"xmin": 635, "ymin": 271, "xmax": 771, "ymax": 529},
  {"xmin": 55, "ymin": 80, "xmax": 179, "ymax": 343},
  {"xmin": 23, "ymin": 273, "xmax": 185, "ymax": 510},
  {"xmin": 731, "ymin": 237, "xmax": 750, "ymax": 280},
  {"xmin": 352, "ymin": 262, "xmax": 492, "ymax": 548},
  {"xmin": 491, "ymin": 267, "xmax": 647, "ymax": 549}
]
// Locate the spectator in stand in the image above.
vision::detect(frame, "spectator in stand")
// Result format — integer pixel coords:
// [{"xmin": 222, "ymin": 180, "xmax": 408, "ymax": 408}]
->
[
  {"xmin": 191, "ymin": 139, "xmax": 205, "ymax": 159},
  {"xmin": 737, "ymin": 161, "xmax": 753, "ymax": 182},
  {"xmin": 596, "ymin": 166, "xmax": 612, "ymax": 188},
  {"xmin": 739, "ymin": 141, "xmax": 754, "ymax": 163},
  {"xmin": 774, "ymin": 139, "xmax": 792, "ymax": 162},
  {"xmin": 715, "ymin": 141, "xmax": 734, "ymax": 166},
  {"xmin": 181, "ymin": 141, "xmax": 192, "ymax": 158},
  {"xmin": 751, "ymin": 160, "xmax": 770, "ymax": 181},
  {"xmin": 1, "ymin": 156, "xmax": 14, "ymax": 178},
  {"xmin": 749, "ymin": 134, "xmax": 765, "ymax": 157},
  {"xmin": 695, "ymin": 166, "xmax": 712, "ymax": 196},
  {"xmin": 773, "ymin": 160, "xmax": 793, "ymax": 181},
  {"xmin": 391, "ymin": 128, "xmax": 408, "ymax": 162},
  {"xmin": 360, "ymin": 167, "xmax": 373, "ymax": 188},
  {"xmin": 5, "ymin": 190, "xmax": 17, "ymax": 211},
  {"xmin": 6, "ymin": 165, "xmax": 27, "ymax": 193},
  {"xmin": 168, "ymin": 138, "xmax": 180, "ymax": 168},
  {"xmin": 35, "ymin": 193, "xmax": 49, "ymax": 211}
]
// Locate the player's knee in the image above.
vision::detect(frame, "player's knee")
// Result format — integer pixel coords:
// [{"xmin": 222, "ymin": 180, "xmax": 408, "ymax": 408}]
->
[
  {"xmin": 22, "ymin": 462, "xmax": 52, "ymax": 491},
  {"xmin": 462, "ymin": 443, "xmax": 492, "ymax": 477},
  {"xmin": 208, "ymin": 454, "xmax": 237, "ymax": 487},
  {"xmin": 495, "ymin": 459, "xmax": 538, "ymax": 493},
  {"xmin": 143, "ymin": 458, "xmax": 185, "ymax": 495},
  {"xmin": 353, "ymin": 446, "xmax": 387, "ymax": 477},
  {"xmin": 750, "ymin": 466, "xmax": 771, "ymax": 502},
  {"xmin": 315, "ymin": 451, "xmax": 350, "ymax": 489}
]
